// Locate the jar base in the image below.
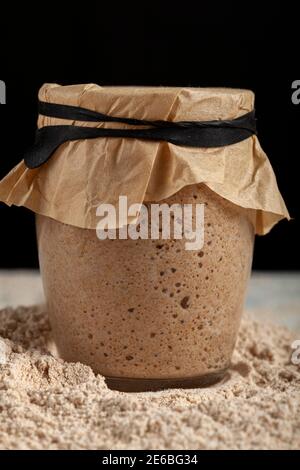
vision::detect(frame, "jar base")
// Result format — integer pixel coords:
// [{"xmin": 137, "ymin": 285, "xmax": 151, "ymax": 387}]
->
[{"xmin": 105, "ymin": 369, "xmax": 228, "ymax": 392}]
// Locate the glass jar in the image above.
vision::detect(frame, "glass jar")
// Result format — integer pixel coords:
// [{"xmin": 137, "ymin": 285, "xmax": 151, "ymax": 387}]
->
[{"xmin": 36, "ymin": 183, "xmax": 254, "ymax": 391}]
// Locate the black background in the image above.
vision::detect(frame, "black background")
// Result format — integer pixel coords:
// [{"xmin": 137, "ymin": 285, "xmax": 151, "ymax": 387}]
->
[{"xmin": 0, "ymin": 1, "xmax": 298, "ymax": 270}]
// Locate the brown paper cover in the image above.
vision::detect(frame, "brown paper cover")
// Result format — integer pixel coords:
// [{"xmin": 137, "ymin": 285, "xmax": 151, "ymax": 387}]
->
[{"xmin": 0, "ymin": 84, "xmax": 290, "ymax": 234}]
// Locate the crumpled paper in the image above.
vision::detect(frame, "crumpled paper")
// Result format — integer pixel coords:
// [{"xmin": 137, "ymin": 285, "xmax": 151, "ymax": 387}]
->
[{"xmin": 0, "ymin": 83, "xmax": 290, "ymax": 234}]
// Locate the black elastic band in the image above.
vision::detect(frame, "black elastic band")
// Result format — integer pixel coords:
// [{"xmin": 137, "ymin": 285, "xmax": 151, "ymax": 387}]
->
[{"xmin": 24, "ymin": 101, "xmax": 257, "ymax": 169}]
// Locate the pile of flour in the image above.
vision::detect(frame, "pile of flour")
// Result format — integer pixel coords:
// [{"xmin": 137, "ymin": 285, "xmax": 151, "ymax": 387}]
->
[{"xmin": 0, "ymin": 305, "xmax": 299, "ymax": 450}]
